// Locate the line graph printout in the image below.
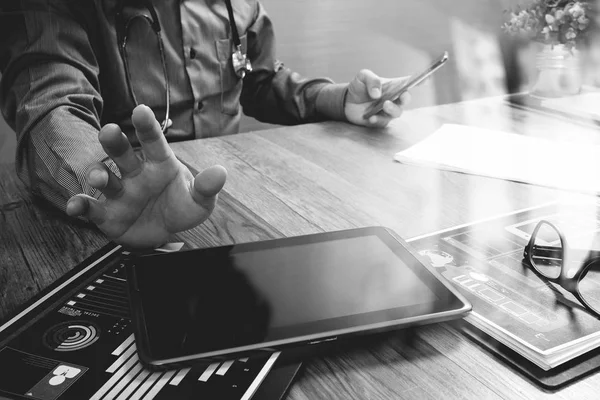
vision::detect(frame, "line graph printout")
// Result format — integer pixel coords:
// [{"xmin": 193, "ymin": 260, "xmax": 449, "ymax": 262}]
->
[{"xmin": 0, "ymin": 246, "xmax": 281, "ymax": 400}]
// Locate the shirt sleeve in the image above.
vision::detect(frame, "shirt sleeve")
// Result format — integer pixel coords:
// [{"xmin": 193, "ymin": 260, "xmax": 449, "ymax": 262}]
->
[
  {"xmin": 239, "ymin": 1, "xmax": 349, "ymax": 125},
  {"xmin": 0, "ymin": 1, "xmax": 110, "ymax": 213}
]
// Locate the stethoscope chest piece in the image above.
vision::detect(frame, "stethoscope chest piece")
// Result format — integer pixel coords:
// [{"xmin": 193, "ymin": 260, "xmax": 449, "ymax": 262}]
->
[
  {"xmin": 232, "ymin": 45, "xmax": 252, "ymax": 79},
  {"xmin": 224, "ymin": 0, "xmax": 251, "ymax": 79}
]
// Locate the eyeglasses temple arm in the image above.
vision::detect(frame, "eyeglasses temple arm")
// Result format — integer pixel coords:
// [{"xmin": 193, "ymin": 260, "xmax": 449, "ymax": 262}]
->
[{"xmin": 531, "ymin": 245, "xmax": 600, "ymax": 262}]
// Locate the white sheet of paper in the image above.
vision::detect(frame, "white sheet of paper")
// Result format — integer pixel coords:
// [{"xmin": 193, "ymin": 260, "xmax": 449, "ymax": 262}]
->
[{"xmin": 394, "ymin": 124, "xmax": 600, "ymax": 194}]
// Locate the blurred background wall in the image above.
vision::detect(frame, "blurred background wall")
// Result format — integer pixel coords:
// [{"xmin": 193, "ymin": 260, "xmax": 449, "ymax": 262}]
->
[
  {"xmin": 240, "ymin": 0, "xmax": 517, "ymax": 131},
  {"xmin": 0, "ymin": 0, "xmax": 522, "ymax": 164}
]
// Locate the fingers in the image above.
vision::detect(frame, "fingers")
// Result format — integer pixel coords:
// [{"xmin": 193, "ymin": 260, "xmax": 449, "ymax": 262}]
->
[
  {"xmin": 87, "ymin": 163, "xmax": 123, "ymax": 199},
  {"xmin": 190, "ymin": 165, "xmax": 228, "ymax": 210},
  {"xmin": 382, "ymin": 100, "xmax": 403, "ymax": 119},
  {"xmin": 66, "ymin": 194, "xmax": 107, "ymax": 226},
  {"xmin": 131, "ymin": 104, "xmax": 174, "ymax": 162},
  {"xmin": 365, "ymin": 101, "xmax": 401, "ymax": 127},
  {"xmin": 355, "ymin": 69, "xmax": 382, "ymax": 99},
  {"xmin": 367, "ymin": 113, "xmax": 394, "ymax": 128},
  {"xmin": 99, "ymin": 124, "xmax": 142, "ymax": 176},
  {"xmin": 371, "ymin": 90, "xmax": 410, "ymax": 123},
  {"xmin": 365, "ymin": 91, "xmax": 410, "ymax": 127},
  {"xmin": 396, "ymin": 91, "xmax": 412, "ymax": 106},
  {"xmin": 346, "ymin": 69, "xmax": 382, "ymax": 104}
]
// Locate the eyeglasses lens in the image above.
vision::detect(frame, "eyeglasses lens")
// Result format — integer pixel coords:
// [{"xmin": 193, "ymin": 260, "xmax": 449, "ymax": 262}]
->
[
  {"xmin": 579, "ymin": 261, "xmax": 600, "ymax": 315},
  {"xmin": 531, "ymin": 222, "xmax": 563, "ymax": 279}
]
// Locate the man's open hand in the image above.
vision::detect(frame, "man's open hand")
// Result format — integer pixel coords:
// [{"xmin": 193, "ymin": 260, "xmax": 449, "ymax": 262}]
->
[{"xmin": 66, "ymin": 105, "xmax": 227, "ymax": 248}]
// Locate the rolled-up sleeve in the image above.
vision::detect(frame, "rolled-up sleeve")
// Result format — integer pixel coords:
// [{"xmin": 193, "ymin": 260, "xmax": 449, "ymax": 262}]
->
[
  {"xmin": 0, "ymin": 1, "xmax": 108, "ymax": 212},
  {"xmin": 240, "ymin": 0, "xmax": 348, "ymax": 125}
]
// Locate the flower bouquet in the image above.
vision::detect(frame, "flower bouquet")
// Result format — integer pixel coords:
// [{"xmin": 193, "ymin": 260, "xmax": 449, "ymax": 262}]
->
[
  {"xmin": 502, "ymin": 1, "xmax": 598, "ymax": 97},
  {"xmin": 503, "ymin": 0, "xmax": 592, "ymax": 51}
]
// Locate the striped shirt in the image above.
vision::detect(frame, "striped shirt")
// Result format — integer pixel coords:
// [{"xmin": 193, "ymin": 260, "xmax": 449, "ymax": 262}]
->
[{"xmin": 0, "ymin": 0, "xmax": 347, "ymax": 212}]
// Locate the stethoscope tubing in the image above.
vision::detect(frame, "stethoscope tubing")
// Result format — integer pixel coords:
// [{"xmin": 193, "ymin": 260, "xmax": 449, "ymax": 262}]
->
[{"xmin": 115, "ymin": 0, "xmax": 248, "ymax": 133}]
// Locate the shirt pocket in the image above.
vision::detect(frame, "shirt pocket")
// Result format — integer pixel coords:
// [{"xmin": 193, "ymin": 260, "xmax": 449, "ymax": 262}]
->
[{"xmin": 215, "ymin": 35, "xmax": 247, "ymax": 116}]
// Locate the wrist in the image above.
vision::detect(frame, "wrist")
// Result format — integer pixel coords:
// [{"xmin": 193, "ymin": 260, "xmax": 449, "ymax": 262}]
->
[{"xmin": 315, "ymin": 83, "xmax": 349, "ymax": 122}]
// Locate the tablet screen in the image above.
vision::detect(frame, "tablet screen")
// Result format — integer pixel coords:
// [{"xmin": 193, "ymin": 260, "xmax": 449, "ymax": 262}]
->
[
  {"xmin": 236, "ymin": 235, "xmax": 435, "ymax": 327},
  {"xmin": 129, "ymin": 228, "xmax": 468, "ymax": 361}
]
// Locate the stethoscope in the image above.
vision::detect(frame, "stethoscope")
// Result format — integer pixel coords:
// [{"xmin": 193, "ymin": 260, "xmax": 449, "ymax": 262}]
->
[{"xmin": 115, "ymin": 0, "xmax": 252, "ymax": 133}]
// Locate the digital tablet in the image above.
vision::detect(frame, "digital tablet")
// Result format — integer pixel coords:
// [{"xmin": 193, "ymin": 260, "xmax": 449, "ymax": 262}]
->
[{"xmin": 125, "ymin": 227, "xmax": 471, "ymax": 370}]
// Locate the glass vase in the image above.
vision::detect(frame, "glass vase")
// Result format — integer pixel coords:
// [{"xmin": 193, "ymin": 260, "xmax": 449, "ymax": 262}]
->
[{"xmin": 529, "ymin": 43, "xmax": 582, "ymax": 98}]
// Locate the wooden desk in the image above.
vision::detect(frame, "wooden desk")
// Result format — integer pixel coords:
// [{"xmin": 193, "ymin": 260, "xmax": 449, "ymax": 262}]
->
[{"xmin": 2, "ymin": 97, "xmax": 600, "ymax": 399}]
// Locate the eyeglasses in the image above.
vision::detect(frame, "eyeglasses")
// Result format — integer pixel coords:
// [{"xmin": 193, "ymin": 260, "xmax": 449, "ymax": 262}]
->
[
  {"xmin": 523, "ymin": 220, "xmax": 600, "ymax": 318},
  {"xmin": 116, "ymin": 0, "xmax": 170, "ymax": 133}
]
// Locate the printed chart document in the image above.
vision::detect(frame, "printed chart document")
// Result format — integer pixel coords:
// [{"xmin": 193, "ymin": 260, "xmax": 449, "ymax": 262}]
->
[
  {"xmin": 408, "ymin": 200, "xmax": 600, "ymax": 370},
  {"xmin": 394, "ymin": 124, "xmax": 600, "ymax": 194}
]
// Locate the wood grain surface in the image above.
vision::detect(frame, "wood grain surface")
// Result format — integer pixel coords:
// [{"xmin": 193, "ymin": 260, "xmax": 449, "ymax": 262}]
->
[{"xmin": 2, "ymin": 97, "xmax": 600, "ymax": 399}]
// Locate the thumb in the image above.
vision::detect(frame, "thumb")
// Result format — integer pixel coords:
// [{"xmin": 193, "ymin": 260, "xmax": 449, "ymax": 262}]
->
[
  {"xmin": 191, "ymin": 165, "xmax": 228, "ymax": 210},
  {"xmin": 347, "ymin": 69, "xmax": 382, "ymax": 103}
]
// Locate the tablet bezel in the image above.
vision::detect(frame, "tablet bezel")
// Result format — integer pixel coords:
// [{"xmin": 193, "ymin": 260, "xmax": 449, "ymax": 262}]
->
[{"xmin": 126, "ymin": 226, "xmax": 471, "ymax": 370}]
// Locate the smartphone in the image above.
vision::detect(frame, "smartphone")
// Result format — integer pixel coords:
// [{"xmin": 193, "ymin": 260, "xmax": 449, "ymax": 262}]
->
[{"xmin": 362, "ymin": 51, "xmax": 449, "ymax": 120}]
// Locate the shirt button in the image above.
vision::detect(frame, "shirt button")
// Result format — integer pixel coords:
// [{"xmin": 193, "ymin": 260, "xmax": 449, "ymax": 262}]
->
[
  {"xmin": 189, "ymin": 48, "xmax": 197, "ymax": 59},
  {"xmin": 195, "ymin": 101, "xmax": 203, "ymax": 113}
]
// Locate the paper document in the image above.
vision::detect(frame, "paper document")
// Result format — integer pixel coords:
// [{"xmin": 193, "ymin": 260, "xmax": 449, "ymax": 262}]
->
[
  {"xmin": 394, "ymin": 124, "xmax": 600, "ymax": 194},
  {"xmin": 408, "ymin": 200, "xmax": 600, "ymax": 370}
]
